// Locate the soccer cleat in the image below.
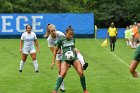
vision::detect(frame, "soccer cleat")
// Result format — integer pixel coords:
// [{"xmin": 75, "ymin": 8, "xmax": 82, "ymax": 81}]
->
[
  {"xmin": 51, "ymin": 91, "xmax": 57, "ymax": 93},
  {"xmin": 83, "ymin": 63, "xmax": 88, "ymax": 70},
  {"xmin": 59, "ymin": 89, "xmax": 65, "ymax": 92},
  {"xmin": 84, "ymin": 90, "xmax": 89, "ymax": 93},
  {"xmin": 35, "ymin": 70, "xmax": 39, "ymax": 73},
  {"xmin": 19, "ymin": 70, "xmax": 22, "ymax": 72}
]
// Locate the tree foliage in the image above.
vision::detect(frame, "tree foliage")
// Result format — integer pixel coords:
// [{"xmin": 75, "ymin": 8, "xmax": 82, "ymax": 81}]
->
[{"xmin": 0, "ymin": 0, "xmax": 139, "ymax": 27}]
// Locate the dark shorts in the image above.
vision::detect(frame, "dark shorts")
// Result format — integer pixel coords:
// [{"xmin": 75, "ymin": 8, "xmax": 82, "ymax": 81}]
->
[
  {"xmin": 109, "ymin": 36, "xmax": 116, "ymax": 44},
  {"xmin": 133, "ymin": 46, "xmax": 140, "ymax": 61}
]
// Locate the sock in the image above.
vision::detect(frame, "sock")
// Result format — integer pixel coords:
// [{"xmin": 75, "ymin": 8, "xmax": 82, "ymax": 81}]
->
[
  {"xmin": 77, "ymin": 53, "xmax": 85, "ymax": 67},
  {"xmin": 110, "ymin": 45, "xmax": 112, "ymax": 51},
  {"xmin": 126, "ymin": 41, "xmax": 129, "ymax": 46},
  {"xmin": 113, "ymin": 44, "xmax": 115, "ymax": 51},
  {"xmin": 33, "ymin": 60, "xmax": 38, "ymax": 71},
  {"xmin": 80, "ymin": 76, "xmax": 86, "ymax": 91},
  {"xmin": 129, "ymin": 41, "xmax": 132, "ymax": 46},
  {"xmin": 19, "ymin": 60, "xmax": 24, "ymax": 70},
  {"xmin": 55, "ymin": 76, "xmax": 64, "ymax": 91},
  {"xmin": 60, "ymin": 80, "xmax": 65, "ymax": 90}
]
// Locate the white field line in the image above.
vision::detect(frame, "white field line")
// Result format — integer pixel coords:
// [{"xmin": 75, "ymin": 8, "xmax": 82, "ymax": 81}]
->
[{"xmin": 95, "ymin": 39, "xmax": 129, "ymax": 67}]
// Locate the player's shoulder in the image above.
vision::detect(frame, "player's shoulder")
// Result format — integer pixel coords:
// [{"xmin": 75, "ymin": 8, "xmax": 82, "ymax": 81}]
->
[
  {"xmin": 114, "ymin": 27, "xmax": 117, "ymax": 29},
  {"xmin": 56, "ymin": 31, "xmax": 65, "ymax": 35},
  {"xmin": 31, "ymin": 31, "xmax": 36, "ymax": 35},
  {"xmin": 56, "ymin": 31, "xmax": 63, "ymax": 33},
  {"xmin": 58, "ymin": 36, "xmax": 65, "ymax": 41},
  {"xmin": 108, "ymin": 27, "xmax": 111, "ymax": 29},
  {"xmin": 22, "ymin": 32, "xmax": 27, "ymax": 36},
  {"xmin": 47, "ymin": 35, "xmax": 52, "ymax": 41}
]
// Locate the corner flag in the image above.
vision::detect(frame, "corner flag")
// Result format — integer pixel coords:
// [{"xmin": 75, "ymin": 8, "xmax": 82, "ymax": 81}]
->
[{"xmin": 101, "ymin": 39, "xmax": 108, "ymax": 47}]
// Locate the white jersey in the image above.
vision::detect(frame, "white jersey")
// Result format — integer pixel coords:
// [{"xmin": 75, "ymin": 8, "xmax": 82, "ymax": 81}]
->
[
  {"xmin": 21, "ymin": 32, "xmax": 37, "ymax": 50},
  {"xmin": 47, "ymin": 31, "xmax": 65, "ymax": 47}
]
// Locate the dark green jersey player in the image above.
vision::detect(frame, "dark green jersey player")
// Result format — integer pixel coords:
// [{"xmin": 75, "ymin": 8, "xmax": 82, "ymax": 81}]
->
[
  {"xmin": 56, "ymin": 36, "xmax": 78, "ymax": 64},
  {"xmin": 130, "ymin": 24, "xmax": 140, "ymax": 78},
  {"xmin": 51, "ymin": 26, "xmax": 89, "ymax": 93}
]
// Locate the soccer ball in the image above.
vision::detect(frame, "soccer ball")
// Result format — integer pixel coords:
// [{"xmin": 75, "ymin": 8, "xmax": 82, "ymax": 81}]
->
[{"xmin": 65, "ymin": 51, "xmax": 75, "ymax": 61}]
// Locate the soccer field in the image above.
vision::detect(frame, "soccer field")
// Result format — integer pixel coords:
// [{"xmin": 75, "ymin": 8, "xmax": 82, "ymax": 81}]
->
[{"xmin": 0, "ymin": 38, "xmax": 140, "ymax": 93}]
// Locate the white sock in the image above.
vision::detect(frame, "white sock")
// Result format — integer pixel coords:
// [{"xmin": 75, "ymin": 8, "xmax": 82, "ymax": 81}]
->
[
  {"xmin": 129, "ymin": 41, "xmax": 132, "ymax": 46},
  {"xmin": 77, "ymin": 53, "xmax": 85, "ymax": 67},
  {"xmin": 33, "ymin": 60, "xmax": 38, "ymax": 71},
  {"xmin": 60, "ymin": 80, "xmax": 65, "ymax": 90},
  {"xmin": 19, "ymin": 60, "xmax": 24, "ymax": 70},
  {"xmin": 126, "ymin": 41, "xmax": 129, "ymax": 46}
]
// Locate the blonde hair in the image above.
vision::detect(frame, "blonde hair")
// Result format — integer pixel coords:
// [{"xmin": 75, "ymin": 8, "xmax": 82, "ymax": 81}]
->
[{"xmin": 45, "ymin": 24, "xmax": 56, "ymax": 37}]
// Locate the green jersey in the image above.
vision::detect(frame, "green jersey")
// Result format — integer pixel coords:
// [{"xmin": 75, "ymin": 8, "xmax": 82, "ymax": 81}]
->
[
  {"xmin": 57, "ymin": 37, "xmax": 75, "ymax": 54},
  {"xmin": 125, "ymin": 29, "xmax": 132, "ymax": 39},
  {"xmin": 138, "ymin": 28, "xmax": 140, "ymax": 34},
  {"xmin": 56, "ymin": 37, "xmax": 77, "ymax": 64}
]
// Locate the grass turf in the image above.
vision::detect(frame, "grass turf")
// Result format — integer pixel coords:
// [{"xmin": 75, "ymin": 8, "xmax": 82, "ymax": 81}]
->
[{"xmin": 0, "ymin": 38, "xmax": 140, "ymax": 93}]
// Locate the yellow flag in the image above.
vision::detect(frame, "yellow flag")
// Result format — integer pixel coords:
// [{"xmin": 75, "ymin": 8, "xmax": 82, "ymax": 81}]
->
[{"xmin": 101, "ymin": 39, "xmax": 108, "ymax": 47}]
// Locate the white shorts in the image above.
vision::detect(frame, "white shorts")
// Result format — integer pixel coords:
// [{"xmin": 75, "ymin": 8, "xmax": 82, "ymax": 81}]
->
[
  {"xmin": 56, "ymin": 54, "xmax": 62, "ymax": 61},
  {"xmin": 22, "ymin": 47, "xmax": 36, "ymax": 54}
]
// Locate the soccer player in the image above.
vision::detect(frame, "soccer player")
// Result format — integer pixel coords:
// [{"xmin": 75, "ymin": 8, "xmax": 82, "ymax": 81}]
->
[
  {"xmin": 124, "ymin": 26, "xmax": 132, "ymax": 46},
  {"xmin": 107, "ymin": 22, "xmax": 117, "ymax": 51},
  {"xmin": 51, "ymin": 26, "xmax": 89, "ymax": 93},
  {"xmin": 45, "ymin": 24, "xmax": 88, "ymax": 70},
  {"xmin": 129, "ymin": 23, "xmax": 140, "ymax": 78},
  {"xmin": 46, "ymin": 24, "xmax": 66, "ymax": 92},
  {"xmin": 132, "ymin": 22, "xmax": 139, "ymax": 48},
  {"xmin": 45, "ymin": 24, "xmax": 88, "ymax": 92},
  {"xmin": 19, "ymin": 25, "xmax": 40, "ymax": 73}
]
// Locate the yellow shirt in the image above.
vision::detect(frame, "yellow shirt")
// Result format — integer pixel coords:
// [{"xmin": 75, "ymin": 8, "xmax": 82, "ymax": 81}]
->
[{"xmin": 108, "ymin": 27, "xmax": 117, "ymax": 36}]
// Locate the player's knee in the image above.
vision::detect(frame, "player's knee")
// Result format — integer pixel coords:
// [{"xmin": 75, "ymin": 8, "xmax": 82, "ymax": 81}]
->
[
  {"xmin": 129, "ymin": 67, "xmax": 134, "ymax": 73},
  {"xmin": 60, "ymin": 71, "xmax": 67, "ymax": 78},
  {"xmin": 58, "ymin": 70, "xmax": 61, "ymax": 75},
  {"xmin": 32, "ymin": 57, "xmax": 36, "ymax": 61},
  {"xmin": 78, "ymin": 71, "xmax": 84, "ymax": 77}
]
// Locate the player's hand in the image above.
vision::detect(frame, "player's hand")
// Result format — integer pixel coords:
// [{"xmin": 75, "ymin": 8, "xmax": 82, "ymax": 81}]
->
[
  {"xmin": 51, "ymin": 62, "xmax": 55, "ymax": 69},
  {"xmin": 19, "ymin": 49, "xmax": 22, "ymax": 53}
]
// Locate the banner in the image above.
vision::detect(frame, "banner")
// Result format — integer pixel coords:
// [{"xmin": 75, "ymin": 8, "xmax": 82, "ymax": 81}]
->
[
  {"xmin": 96, "ymin": 28, "xmax": 126, "ymax": 38},
  {"xmin": 0, "ymin": 13, "xmax": 94, "ymax": 36}
]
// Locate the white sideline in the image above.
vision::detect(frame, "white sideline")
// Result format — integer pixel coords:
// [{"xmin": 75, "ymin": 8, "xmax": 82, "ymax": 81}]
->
[{"xmin": 95, "ymin": 39, "xmax": 129, "ymax": 67}]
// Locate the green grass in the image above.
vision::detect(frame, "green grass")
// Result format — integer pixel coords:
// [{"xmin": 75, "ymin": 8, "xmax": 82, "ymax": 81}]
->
[{"xmin": 0, "ymin": 38, "xmax": 140, "ymax": 93}]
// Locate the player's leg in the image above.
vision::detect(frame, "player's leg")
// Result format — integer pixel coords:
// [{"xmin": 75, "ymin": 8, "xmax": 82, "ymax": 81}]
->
[
  {"xmin": 129, "ymin": 38, "xmax": 132, "ymax": 47},
  {"xmin": 73, "ymin": 59, "xmax": 89, "ymax": 93},
  {"xmin": 126, "ymin": 38, "xmax": 129, "ymax": 46},
  {"xmin": 19, "ymin": 48, "xmax": 28, "ymax": 72},
  {"xmin": 57, "ymin": 61, "xmax": 65, "ymax": 92},
  {"xmin": 112, "ymin": 36, "xmax": 116, "ymax": 51},
  {"xmin": 30, "ymin": 50, "xmax": 39, "ymax": 72},
  {"xmin": 129, "ymin": 60, "xmax": 139, "ymax": 78},
  {"xmin": 131, "ymin": 37, "xmax": 135, "ymax": 48},
  {"xmin": 109, "ymin": 36, "xmax": 113, "ymax": 51},
  {"xmin": 19, "ymin": 53, "xmax": 28, "ymax": 72},
  {"xmin": 56, "ymin": 54, "xmax": 62, "ymax": 75},
  {"xmin": 52, "ymin": 62, "xmax": 69, "ymax": 93},
  {"xmin": 56, "ymin": 53, "xmax": 65, "ymax": 91},
  {"xmin": 76, "ymin": 49, "xmax": 88, "ymax": 70}
]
